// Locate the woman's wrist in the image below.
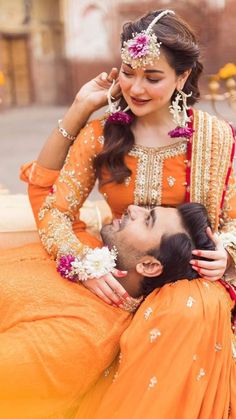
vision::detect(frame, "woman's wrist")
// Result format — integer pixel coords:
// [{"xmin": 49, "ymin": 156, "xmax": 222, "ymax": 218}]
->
[{"xmin": 57, "ymin": 246, "xmax": 118, "ymax": 282}]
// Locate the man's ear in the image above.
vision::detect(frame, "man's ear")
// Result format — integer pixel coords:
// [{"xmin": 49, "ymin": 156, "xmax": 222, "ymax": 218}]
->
[{"xmin": 136, "ymin": 255, "xmax": 163, "ymax": 278}]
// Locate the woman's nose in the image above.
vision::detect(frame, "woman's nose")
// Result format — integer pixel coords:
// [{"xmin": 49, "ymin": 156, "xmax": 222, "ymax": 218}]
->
[{"xmin": 129, "ymin": 78, "xmax": 145, "ymax": 96}]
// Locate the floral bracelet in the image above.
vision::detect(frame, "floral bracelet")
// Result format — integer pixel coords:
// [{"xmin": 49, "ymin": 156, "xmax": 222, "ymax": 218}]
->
[{"xmin": 57, "ymin": 246, "xmax": 118, "ymax": 282}]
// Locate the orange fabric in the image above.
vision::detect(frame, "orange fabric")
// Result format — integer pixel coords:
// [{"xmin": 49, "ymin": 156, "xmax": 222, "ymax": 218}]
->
[
  {"xmin": 0, "ymin": 243, "xmax": 132, "ymax": 418},
  {"xmin": 20, "ymin": 161, "xmax": 101, "ymax": 248},
  {"xmin": 76, "ymin": 280, "xmax": 236, "ymax": 419}
]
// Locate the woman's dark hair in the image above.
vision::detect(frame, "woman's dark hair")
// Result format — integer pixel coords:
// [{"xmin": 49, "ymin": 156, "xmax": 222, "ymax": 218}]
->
[
  {"xmin": 94, "ymin": 9, "xmax": 203, "ymax": 184},
  {"xmin": 142, "ymin": 203, "xmax": 215, "ymax": 296}
]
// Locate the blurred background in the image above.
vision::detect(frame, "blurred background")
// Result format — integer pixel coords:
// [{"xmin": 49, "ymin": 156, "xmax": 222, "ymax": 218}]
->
[{"xmin": 0, "ymin": 0, "xmax": 236, "ymax": 193}]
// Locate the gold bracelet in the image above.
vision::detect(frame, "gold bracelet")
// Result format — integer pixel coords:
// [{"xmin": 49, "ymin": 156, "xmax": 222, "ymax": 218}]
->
[{"xmin": 58, "ymin": 119, "xmax": 76, "ymax": 142}]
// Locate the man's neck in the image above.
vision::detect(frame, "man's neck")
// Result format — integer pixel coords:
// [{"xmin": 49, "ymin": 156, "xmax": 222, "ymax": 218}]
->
[{"xmin": 118, "ymin": 271, "xmax": 143, "ymax": 298}]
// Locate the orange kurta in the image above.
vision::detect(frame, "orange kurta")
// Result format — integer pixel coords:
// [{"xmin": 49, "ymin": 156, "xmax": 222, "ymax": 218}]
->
[{"xmin": 0, "ymin": 244, "xmax": 132, "ymax": 418}]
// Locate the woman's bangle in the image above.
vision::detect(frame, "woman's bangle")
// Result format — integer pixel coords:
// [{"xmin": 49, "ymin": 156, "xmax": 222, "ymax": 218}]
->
[
  {"xmin": 58, "ymin": 119, "xmax": 77, "ymax": 142},
  {"xmin": 57, "ymin": 246, "xmax": 118, "ymax": 282}
]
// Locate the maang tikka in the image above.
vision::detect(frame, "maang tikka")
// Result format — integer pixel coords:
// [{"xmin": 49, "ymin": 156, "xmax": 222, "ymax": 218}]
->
[
  {"xmin": 107, "ymin": 9, "xmax": 175, "ymax": 125},
  {"xmin": 121, "ymin": 9, "xmax": 175, "ymax": 69}
]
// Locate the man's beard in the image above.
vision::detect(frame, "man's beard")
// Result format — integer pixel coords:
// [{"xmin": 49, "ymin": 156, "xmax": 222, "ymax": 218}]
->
[
  {"xmin": 100, "ymin": 224, "xmax": 144, "ymax": 271},
  {"xmin": 100, "ymin": 224, "xmax": 126, "ymax": 270},
  {"xmin": 100, "ymin": 224, "xmax": 114, "ymax": 249}
]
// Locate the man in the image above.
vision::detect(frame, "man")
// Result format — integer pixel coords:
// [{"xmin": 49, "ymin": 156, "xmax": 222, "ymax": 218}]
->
[
  {"xmin": 76, "ymin": 203, "xmax": 236, "ymax": 419},
  {"xmin": 0, "ymin": 203, "xmax": 234, "ymax": 419},
  {"xmin": 101, "ymin": 202, "xmax": 215, "ymax": 297}
]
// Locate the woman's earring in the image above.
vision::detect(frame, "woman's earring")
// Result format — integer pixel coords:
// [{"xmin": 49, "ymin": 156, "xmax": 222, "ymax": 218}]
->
[
  {"xmin": 168, "ymin": 90, "xmax": 194, "ymax": 139},
  {"xmin": 106, "ymin": 80, "xmax": 133, "ymax": 125}
]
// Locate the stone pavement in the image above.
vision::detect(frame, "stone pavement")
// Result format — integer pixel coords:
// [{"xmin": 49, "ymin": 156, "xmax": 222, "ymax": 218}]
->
[{"xmin": 0, "ymin": 100, "xmax": 235, "ymax": 194}]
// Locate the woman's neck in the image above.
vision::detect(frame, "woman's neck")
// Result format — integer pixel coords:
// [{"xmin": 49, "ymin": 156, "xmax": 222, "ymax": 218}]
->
[{"xmin": 131, "ymin": 106, "xmax": 182, "ymax": 148}]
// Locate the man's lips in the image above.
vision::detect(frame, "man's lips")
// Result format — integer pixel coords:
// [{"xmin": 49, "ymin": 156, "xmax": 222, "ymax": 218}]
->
[
  {"xmin": 112, "ymin": 219, "xmax": 121, "ymax": 231},
  {"xmin": 112, "ymin": 214, "xmax": 129, "ymax": 231}
]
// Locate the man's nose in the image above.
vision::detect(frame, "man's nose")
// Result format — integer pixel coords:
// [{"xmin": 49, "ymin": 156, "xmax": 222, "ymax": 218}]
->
[{"xmin": 127, "ymin": 205, "xmax": 149, "ymax": 220}]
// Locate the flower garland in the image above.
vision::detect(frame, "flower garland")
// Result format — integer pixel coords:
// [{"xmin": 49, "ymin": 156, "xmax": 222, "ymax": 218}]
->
[{"xmin": 57, "ymin": 246, "xmax": 118, "ymax": 282}]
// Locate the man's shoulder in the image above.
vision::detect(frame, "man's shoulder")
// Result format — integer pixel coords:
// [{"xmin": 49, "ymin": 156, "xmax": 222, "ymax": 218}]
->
[{"xmin": 142, "ymin": 279, "xmax": 231, "ymax": 321}]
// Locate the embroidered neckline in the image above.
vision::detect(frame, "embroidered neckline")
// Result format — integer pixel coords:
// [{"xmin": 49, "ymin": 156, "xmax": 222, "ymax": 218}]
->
[{"xmin": 130, "ymin": 139, "xmax": 187, "ymax": 154}]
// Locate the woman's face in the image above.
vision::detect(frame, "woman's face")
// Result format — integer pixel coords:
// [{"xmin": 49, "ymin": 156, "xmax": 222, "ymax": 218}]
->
[{"xmin": 119, "ymin": 52, "xmax": 186, "ymax": 118}]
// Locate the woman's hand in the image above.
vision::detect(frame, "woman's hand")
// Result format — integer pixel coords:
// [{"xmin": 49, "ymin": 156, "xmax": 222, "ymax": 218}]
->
[
  {"xmin": 83, "ymin": 269, "xmax": 130, "ymax": 306},
  {"xmin": 74, "ymin": 67, "xmax": 121, "ymax": 113},
  {"xmin": 190, "ymin": 227, "xmax": 229, "ymax": 281}
]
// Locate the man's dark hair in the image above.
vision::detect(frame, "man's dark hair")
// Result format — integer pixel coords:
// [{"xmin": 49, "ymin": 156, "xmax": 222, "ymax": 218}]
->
[{"xmin": 142, "ymin": 203, "xmax": 215, "ymax": 296}]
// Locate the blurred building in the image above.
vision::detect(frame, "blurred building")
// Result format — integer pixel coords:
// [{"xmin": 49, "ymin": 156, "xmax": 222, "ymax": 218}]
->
[{"xmin": 0, "ymin": 0, "xmax": 235, "ymax": 107}]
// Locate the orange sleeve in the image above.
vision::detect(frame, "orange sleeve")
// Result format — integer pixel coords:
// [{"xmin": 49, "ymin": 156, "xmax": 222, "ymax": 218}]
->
[
  {"xmin": 36, "ymin": 119, "xmax": 104, "ymax": 258},
  {"xmin": 20, "ymin": 161, "xmax": 60, "ymax": 222}
]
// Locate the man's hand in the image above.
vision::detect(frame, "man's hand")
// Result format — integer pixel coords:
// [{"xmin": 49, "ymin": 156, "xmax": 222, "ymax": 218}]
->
[
  {"xmin": 83, "ymin": 269, "xmax": 130, "ymax": 305},
  {"xmin": 74, "ymin": 67, "xmax": 121, "ymax": 113},
  {"xmin": 190, "ymin": 227, "xmax": 228, "ymax": 281}
]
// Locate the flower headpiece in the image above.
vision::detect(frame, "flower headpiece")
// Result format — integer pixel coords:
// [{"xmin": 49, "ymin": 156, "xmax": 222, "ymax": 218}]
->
[{"xmin": 121, "ymin": 9, "xmax": 175, "ymax": 69}]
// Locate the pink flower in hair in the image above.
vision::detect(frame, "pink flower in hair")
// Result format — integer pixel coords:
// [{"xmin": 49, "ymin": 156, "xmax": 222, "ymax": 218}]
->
[
  {"xmin": 107, "ymin": 111, "xmax": 134, "ymax": 125},
  {"xmin": 128, "ymin": 34, "xmax": 150, "ymax": 58},
  {"xmin": 168, "ymin": 127, "xmax": 195, "ymax": 139}
]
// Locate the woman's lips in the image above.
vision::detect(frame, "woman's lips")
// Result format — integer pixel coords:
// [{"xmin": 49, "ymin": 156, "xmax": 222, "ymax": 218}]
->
[{"xmin": 130, "ymin": 97, "xmax": 151, "ymax": 106}]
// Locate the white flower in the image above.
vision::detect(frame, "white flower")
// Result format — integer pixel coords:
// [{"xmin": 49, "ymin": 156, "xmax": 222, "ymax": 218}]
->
[
  {"xmin": 59, "ymin": 246, "xmax": 117, "ymax": 282},
  {"xmin": 83, "ymin": 247, "xmax": 117, "ymax": 278}
]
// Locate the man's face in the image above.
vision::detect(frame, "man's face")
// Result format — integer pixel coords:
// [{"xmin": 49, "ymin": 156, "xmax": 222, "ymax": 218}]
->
[{"xmin": 101, "ymin": 205, "xmax": 186, "ymax": 270}]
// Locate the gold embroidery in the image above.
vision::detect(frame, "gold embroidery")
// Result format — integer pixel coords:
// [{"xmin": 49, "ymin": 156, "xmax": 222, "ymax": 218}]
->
[
  {"xmin": 215, "ymin": 343, "xmax": 222, "ymax": 352},
  {"xmin": 98, "ymin": 135, "xmax": 104, "ymax": 144},
  {"xmin": 129, "ymin": 141, "xmax": 187, "ymax": 206},
  {"xmin": 196, "ymin": 368, "xmax": 206, "ymax": 381},
  {"xmin": 148, "ymin": 376, "xmax": 158, "ymax": 389},
  {"xmin": 144, "ymin": 307, "xmax": 153, "ymax": 320},
  {"xmin": 191, "ymin": 110, "xmax": 212, "ymax": 206},
  {"xmin": 186, "ymin": 296, "xmax": 196, "ymax": 308},
  {"xmin": 149, "ymin": 328, "xmax": 161, "ymax": 343},
  {"xmin": 38, "ymin": 120, "xmax": 102, "ymax": 259},
  {"xmin": 167, "ymin": 176, "xmax": 176, "ymax": 187},
  {"xmin": 191, "ymin": 110, "xmax": 234, "ymax": 231},
  {"xmin": 124, "ymin": 176, "xmax": 131, "ymax": 187}
]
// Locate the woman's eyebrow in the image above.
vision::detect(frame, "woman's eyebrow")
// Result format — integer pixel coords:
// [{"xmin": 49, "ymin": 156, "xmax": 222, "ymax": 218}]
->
[
  {"xmin": 144, "ymin": 69, "xmax": 164, "ymax": 74},
  {"xmin": 122, "ymin": 64, "xmax": 164, "ymax": 74}
]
